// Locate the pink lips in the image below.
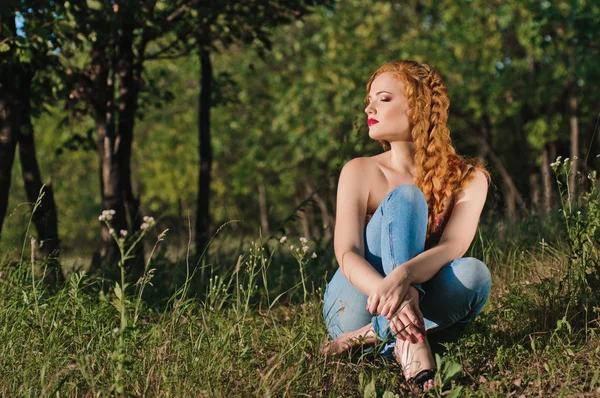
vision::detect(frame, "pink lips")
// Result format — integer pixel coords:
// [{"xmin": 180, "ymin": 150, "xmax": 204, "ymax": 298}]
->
[{"xmin": 368, "ymin": 118, "xmax": 379, "ymax": 126}]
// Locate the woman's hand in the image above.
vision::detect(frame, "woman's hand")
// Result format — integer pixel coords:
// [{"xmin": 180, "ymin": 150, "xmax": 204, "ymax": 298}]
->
[
  {"xmin": 366, "ymin": 268, "xmax": 411, "ymax": 319},
  {"xmin": 389, "ymin": 286, "xmax": 425, "ymax": 343}
]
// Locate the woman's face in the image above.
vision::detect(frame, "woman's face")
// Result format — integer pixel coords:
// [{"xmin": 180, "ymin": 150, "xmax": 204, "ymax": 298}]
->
[{"xmin": 364, "ymin": 72, "xmax": 412, "ymax": 143}]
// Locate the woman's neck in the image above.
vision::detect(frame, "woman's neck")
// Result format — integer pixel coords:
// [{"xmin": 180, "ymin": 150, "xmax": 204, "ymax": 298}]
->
[{"xmin": 388, "ymin": 141, "xmax": 416, "ymax": 176}]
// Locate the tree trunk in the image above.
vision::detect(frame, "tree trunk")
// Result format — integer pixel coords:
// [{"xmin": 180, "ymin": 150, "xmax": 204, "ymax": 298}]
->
[
  {"xmin": 0, "ymin": 16, "xmax": 21, "ymax": 234},
  {"xmin": 474, "ymin": 117, "xmax": 526, "ymax": 218},
  {"xmin": 304, "ymin": 178, "xmax": 334, "ymax": 241},
  {"xmin": 258, "ymin": 182, "xmax": 270, "ymax": 237},
  {"xmin": 541, "ymin": 144, "xmax": 552, "ymax": 214},
  {"xmin": 529, "ymin": 172, "xmax": 540, "ymax": 210},
  {"xmin": 0, "ymin": 71, "xmax": 20, "ymax": 235},
  {"xmin": 569, "ymin": 95, "xmax": 579, "ymax": 203},
  {"xmin": 298, "ymin": 208, "xmax": 311, "ymax": 240},
  {"xmin": 17, "ymin": 73, "xmax": 61, "ymax": 281},
  {"xmin": 470, "ymin": 135, "xmax": 526, "ymax": 219},
  {"xmin": 92, "ymin": 39, "xmax": 128, "ymax": 273},
  {"xmin": 195, "ymin": 47, "xmax": 213, "ymax": 255},
  {"xmin": 117, "ymin": 10, "xmax": 145, "ymax": 278}
]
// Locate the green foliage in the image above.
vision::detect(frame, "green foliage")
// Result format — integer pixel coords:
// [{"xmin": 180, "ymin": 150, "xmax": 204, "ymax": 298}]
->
[
  {"xmin": 2, "ymin": 189, "xmax": 600, "ymax": 395},
  {"xmin": 551, "ymin": 156, "xmax": 600, "ymax": 301}
]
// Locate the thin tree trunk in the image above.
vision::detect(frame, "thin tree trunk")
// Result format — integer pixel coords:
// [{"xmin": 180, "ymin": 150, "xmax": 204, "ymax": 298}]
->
[
  {"xmin": 92, "ymin": 39, "xmax": 127, "ymax": 273},
  {"xmin": 569, "ymin": 95, "xmax": 579, "ymax": 203},
  {"xmin": 117, "ymin": 10, "xmax": 145, "ymax": 277},
  {"xmin": 541, "ymin": 144, "xmax": 552, "ymax": 214},
  {"xmin": 195, "ymin": 47, "xmax": 212, "ymax": 254},
  {"xmin": 0, "ymin": 16, "xmax": 20, "ymax": 234},
  {"xmin": 529, "ymin": 172, "xmax": 540, "ymax": 210},
  {"xmin": 298, "ymin": 208, "xmax": 311, "ymax": 240},
  {"xmin": 0, "ymin": 74, "xmax": 20, "ymax": 235},
  {"xmin": 17, "ymin": 73, "xmax": 61, "ymax": 281},
  {"xmin": 470, "ymin": 135, "xmax": 526, "ymax": 217},
  {"xmin": 304, "ymin": 178, "xmax": 334, "ymax": 241},
  {"xmin": 258, "ymin": 182, "xmax": 270, "ymax": 237},
  {"xmin": 474, "ymin": 117, "xmax": 526, "ymax": 218}
]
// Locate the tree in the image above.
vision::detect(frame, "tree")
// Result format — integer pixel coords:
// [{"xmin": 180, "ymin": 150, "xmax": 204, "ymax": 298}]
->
[
  {"xmin": 1, "ymin": 2, "xmax": 61, "ymax": 280},
  {"xmin": 190, "ymin": 0, "xmax": 333, "ymax": 253},
  {"xmin": 59, "ymin": 0, "xmax": 199, "ymax": 276}
]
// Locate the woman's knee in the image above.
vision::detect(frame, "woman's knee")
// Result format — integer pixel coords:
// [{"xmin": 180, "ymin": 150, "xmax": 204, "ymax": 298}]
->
[
  {"xmin": 451, "ymin": 257, "xmax": 492, "ymax": 296},
  {"xmin": 386, "ymin": 184, "xmax": 427, "ymax": 209}
]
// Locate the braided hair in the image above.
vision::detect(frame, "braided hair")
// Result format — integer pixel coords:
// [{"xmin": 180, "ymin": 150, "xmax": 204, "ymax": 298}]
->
[{"xmin": 365, "ymin": 60, "xmax": 490, "ymax": 239}]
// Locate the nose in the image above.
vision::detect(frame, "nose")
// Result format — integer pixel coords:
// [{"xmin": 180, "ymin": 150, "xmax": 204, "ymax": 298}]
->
[{"xmin": 365, "ymin": 102, "xmax": 375, "ymax": 115}]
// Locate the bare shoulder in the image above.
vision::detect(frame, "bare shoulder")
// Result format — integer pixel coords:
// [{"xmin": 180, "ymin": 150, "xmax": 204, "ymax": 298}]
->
[
  {"xmin": 455, "ymin": 169, "xmax": 488, "ymax": 204},
  {"xmin": 339, "ymin": 156, "xmax": 379, "ymax": 176},
  {"xmin": 338, "ymin": 157, "xmax": 380, "ymax": 189}
]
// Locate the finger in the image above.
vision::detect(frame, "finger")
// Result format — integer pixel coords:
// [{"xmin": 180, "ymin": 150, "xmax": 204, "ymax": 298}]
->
[
  {"xmin": 413, "ymin": 304, "xmax": 426, "ymax": 332},
  {"xmin": 389, "ymin": 318, "xmax": 398, "ymax": 335},
  {"xmin": 384, "ymin": 299, "xmax": 400, "ymax": 320},
  {"xmin": 393, "ymin": 318, "xmax": 412, "ymax": 342},
  {"xmin": 402, "ymin": 313, "xmax": 423, "ymax": 340},
  {"xmin": 380, "ymin": 302, "xmax": 390, "ymax": 318},
  {"xmin": 392, "ymin": 319, "xmax": 409, "ymax": 341},
  {"xmin": 400, "ymin": 313, "xmax": 423, "ymax": 342},
  {"xmin": 377, "ymin": 300, "xmax": 386, "ymax": 316},
  {"xmin": 391, "ymin": 322, "xmax": 405, "ymax": 341},
  {"xmin": 368, "ymin": 296, "xmax": 379, "ymax": 314},
  {"xmin": 404, "ymin": 306, "xmax": 421, "ymax": 328}
]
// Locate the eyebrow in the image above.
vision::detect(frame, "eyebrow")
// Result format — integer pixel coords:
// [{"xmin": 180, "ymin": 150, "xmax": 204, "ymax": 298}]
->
[{"xmin": 367, "ymin": 91, "xmax": 392, "ymax": 99}]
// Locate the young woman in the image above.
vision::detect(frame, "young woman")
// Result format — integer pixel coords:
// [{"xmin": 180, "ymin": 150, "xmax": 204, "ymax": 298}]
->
[{"xmin": 322, "ymin": 60, "xmax": 492, "ymax": 392}]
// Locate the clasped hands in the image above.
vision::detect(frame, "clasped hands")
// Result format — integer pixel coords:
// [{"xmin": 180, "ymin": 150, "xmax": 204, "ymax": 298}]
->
[{"xmin": 366, "ymin": 269, "xmax": 425, "ymax": 344}]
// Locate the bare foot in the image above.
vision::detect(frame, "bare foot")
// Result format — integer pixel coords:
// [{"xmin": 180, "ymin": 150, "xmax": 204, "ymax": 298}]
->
[
  {"xmin": 394, "ymin": 336, "xmax": 436, "ymax": 391},
  {"xmin": 321, "ymin": 323, "xmax": 377, "ymax": 355}
]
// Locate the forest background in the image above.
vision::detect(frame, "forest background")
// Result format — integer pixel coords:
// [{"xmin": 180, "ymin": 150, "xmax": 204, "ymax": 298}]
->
[{"xmin": 1, "ymin": 0, "xmax": 600, "ymax": 396}]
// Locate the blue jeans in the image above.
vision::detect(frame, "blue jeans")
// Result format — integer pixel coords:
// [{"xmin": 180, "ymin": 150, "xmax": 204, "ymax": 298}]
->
[{"xmin": 323, "ymin": 184, "xmax": 492, "ymax": 356}]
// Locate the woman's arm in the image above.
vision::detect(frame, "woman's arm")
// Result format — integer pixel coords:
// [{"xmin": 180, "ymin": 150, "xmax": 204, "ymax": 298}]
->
[
  {"xmin": 368, "ymin": 169, "xmax": 489, "ymax": 317},
  {"xmin": 394, "ymin": 169, "xmax": 489, "ymax": 285},
  {"xmin": 333, "ymin": 158, "xmax": 384, "ymax": 296}
]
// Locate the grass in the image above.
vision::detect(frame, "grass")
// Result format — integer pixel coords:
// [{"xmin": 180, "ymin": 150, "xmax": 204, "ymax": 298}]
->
[{"xmin": 1, "ymin": 159, "xmax": 599, "ymax": 396}]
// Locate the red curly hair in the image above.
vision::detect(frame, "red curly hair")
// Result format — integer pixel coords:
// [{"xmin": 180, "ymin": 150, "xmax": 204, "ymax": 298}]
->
[{"xmin": 365, "ymin": 60, "xmax": 490, "ymax": 239}]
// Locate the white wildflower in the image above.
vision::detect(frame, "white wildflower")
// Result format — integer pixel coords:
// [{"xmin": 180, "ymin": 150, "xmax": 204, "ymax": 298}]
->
[
  {"xmin": 120, "ymin": 230, "xmax": 128, "ymax": 237},
  {"xmin": 311, "ymin": 252, "xmax": 317, "ymax": 259},
  {"xmin": 299, "ymin": 237, "xmax": 308, "ymax": 244},
  {"xmin": 279, "ymin": 236, "xmax": 287, "ymax": 244},
  {"xmin": 290, "ymin": 245, "xmax": 295, "ymax": 250},
  {"xmin": 302, "ymin": 245, "xmax": 309, "ymax": 252},
  {"xmin": 141, "ymin": 223, "xmax": 150, "ymax": 231},
  {"xmin": 564, "ymin": 157, "xmax": 570, "ymax": 163},
  {"xmin": 555, "ymin": 156, "xmax": 562, "ymax": 163},
  {"xmin": 99, "ymin": 209, "xmax": 116, "ymax": 222},
  {"xmin": 109, "ymin": 228, "xmax": 115, "ymax": 235}
]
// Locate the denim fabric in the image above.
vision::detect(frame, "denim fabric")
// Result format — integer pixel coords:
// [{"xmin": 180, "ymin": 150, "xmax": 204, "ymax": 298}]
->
[{"xmin": 322, "ymin": 184, "xmax": 492, "ymax": 356}]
